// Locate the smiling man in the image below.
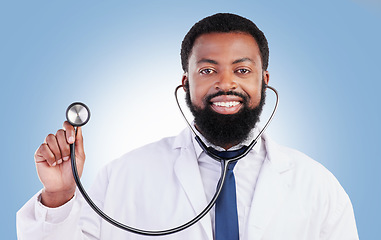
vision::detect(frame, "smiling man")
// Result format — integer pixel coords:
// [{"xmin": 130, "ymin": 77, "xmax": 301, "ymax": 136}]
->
[{"xmin": 17, "ymin": 13, "xmax": 358, "ymax": 240}]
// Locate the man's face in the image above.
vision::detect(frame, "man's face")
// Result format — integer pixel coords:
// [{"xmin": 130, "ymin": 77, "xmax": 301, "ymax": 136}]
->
[{"xmin": 182, "ymin": 32, "xmax": 269, "ymax": 148}]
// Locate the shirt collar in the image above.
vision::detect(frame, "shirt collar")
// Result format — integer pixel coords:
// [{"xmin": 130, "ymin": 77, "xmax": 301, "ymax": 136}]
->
[{"xmin": 190, "ymin": 122, "xmax": 262, "ymax": 159}]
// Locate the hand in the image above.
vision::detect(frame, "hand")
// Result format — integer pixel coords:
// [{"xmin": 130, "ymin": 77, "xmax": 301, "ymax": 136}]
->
[{"xmin": 34, "ymin": 121, "xmax": 86, "ymax": 207}]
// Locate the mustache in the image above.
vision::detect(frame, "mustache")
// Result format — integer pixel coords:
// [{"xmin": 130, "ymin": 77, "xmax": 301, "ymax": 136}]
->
[{"xmin": 205, "ymin": 91, "xmax": 249, "ymax": 103}]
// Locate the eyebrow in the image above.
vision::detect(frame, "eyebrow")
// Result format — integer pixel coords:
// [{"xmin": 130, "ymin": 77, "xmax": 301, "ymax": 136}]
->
[
  {"xmin": 232, "ymin": 58, "xmax": 254, "ymax": 64},
  {"xmin": 197, "ymin": 57, "xmax": 255, "ymax": 65},
  {"xmin": 197, "ymin": 59, "xmax": 218, "ymax": 65}
]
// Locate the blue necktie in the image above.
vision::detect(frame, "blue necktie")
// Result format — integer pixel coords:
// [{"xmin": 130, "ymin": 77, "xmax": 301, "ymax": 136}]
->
[{"xmin": 212, "ymin": 147, "xmax": 246, "ymax": 240}]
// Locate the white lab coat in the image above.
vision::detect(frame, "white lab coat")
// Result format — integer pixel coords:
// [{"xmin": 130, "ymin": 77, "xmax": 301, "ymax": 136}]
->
[{"xmin": 17, "ymin": 128, "xmax": 358, "ymax": 239}]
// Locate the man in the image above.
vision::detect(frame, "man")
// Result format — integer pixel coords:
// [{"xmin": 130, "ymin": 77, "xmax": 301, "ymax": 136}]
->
[{"xmin": 17, "ymin": 13, "xmax": 358, "ymax": 239}]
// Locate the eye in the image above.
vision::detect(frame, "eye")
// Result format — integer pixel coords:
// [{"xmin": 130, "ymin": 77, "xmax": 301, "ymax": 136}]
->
[
  {"xmin": 199, "ymin": 68, "xmax": 215, "ymax": 75},
  {"xmin": 235, "ymin": 68, "xmax": 251, "ymax": 74}
]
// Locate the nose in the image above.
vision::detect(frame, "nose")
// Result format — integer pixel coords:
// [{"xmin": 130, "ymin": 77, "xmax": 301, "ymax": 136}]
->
[{"xmin": 214, "ymin": 70, "xmax": 237, "ymax": 91}]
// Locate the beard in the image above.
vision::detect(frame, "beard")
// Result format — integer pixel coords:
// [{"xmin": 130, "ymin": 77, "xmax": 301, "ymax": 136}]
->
[{"xmin": 185, "ymin": 80, "xmax": 267, "ymax": 148}]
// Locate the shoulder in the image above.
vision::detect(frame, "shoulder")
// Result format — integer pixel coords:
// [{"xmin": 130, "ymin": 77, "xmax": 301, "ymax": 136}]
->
[
  {"xmin": 263, "ymin": 134, "xmax": 347, "ymax": 194},
  {"xmin": 263, "ymin": 134, "xmax": 350, "ymax": 205},
  {"xmin": 264, "ymin": 134, "xmax": 334, "ymax": 177}
]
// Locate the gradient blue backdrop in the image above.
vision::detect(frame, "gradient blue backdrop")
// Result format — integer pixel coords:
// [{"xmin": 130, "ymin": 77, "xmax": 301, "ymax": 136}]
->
[{"xmin": 1, "ymin": 0, "xmax": 380, "ymax": 239}]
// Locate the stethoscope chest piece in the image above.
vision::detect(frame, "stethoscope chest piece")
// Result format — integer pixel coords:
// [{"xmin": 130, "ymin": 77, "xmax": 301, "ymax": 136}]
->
[{"xmin": 66, "ymin": 102, "xmax": 90, "ymax": 127}]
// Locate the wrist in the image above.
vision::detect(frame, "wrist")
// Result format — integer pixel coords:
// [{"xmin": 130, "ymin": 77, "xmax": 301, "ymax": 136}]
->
[{"xmin": 41, "ymin": 188, "xmax": 75, "ymax": 208}]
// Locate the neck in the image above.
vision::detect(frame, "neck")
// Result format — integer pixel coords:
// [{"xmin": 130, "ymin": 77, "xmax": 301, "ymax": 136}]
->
[{"xmin": 221, "ymin": 144, "xmax": 235, "ymax": 151}]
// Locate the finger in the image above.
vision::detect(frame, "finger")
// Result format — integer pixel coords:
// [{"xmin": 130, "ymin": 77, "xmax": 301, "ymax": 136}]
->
[
  {"xmin": 45, "ymin": 134, "xmax": 62, "ymax": 165},
  {"xmin": 35, "ymin": 143, "xmax": 56, "ymax": 166},
  {"xmin": 56, "ymin": 129, "xmax": 70, "ymax": 162},
  {"xmin": 63, "ymin": 121, "xmax": 75, "ymax": 144}
]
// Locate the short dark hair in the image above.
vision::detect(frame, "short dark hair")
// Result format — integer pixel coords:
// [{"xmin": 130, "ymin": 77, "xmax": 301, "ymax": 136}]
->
[{"xmin": 181, "ymin": 13, "xmax": 269, "ymax": 72}]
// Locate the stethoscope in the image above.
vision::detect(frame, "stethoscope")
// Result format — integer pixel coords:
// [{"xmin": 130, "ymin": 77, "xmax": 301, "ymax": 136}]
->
[{"xmin": 66, "ymin": 84, "xmax": 279, "ymax": 236}]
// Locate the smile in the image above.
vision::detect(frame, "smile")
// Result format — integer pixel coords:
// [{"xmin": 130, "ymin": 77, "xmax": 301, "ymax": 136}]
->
[
  {"xmin": 212, "ymin": 101, "xmax": 240, "ymax": 107},
  {"xmin": 209, "ymin": 95, "xmax": 243, "ymax": 114}
]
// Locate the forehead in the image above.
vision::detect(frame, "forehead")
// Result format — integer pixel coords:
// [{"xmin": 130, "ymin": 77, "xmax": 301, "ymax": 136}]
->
[{"xmin": 190, "ymin": 32, "xmax": 261, "ymax": 63}]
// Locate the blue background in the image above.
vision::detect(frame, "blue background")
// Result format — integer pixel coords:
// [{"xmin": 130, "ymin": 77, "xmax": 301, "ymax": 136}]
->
[{"xmin": 1, "ymin": 0, "xmax": 380, "ymax": 239}]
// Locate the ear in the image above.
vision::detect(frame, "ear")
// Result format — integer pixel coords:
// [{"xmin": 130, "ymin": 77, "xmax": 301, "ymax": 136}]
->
[
  {"xmin": 263, "ymin": 70, "xmax": 270, "ymax": 86},
  {"xmin": 182, "ymin": 73, "xmax": 188, "ymax": 92}
]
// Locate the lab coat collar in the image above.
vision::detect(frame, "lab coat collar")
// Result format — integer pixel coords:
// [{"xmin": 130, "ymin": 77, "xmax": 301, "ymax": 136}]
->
[
  {"xmin": 173, "ymin": 127, "xmax": 292, "ymax": 168},
  {"xmin": 184, "ymin": 123, "xmax": 263, "ymax": 159}
]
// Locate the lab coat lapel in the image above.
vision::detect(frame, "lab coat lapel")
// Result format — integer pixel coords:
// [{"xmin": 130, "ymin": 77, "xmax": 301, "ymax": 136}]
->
[
  {"xmin": 173, "ymin": 130, "xmax": 213, "ymax": 240},
  {"xmin": 245, "ymin": 134, "xmax": 293, "ymax": 239}
]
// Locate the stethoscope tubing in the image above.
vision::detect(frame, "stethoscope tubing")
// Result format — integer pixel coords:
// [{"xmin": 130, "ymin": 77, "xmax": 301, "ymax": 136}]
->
[
  {"xmin": 69, "ymin": 84, "xmax": 279, "ymax": 236},
  {"xmin": 70, "ymin": 138, "xmax": 229, "ymax": 235}
]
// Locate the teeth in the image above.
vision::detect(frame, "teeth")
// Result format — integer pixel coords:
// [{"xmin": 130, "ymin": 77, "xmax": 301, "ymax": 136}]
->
[{"xmin": 213, "ymin": 101, "xmax": 240, "ymax": 107}]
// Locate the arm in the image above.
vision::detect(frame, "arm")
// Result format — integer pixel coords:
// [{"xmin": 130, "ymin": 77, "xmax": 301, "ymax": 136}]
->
[{"xmin": 16, "ymin": 121, "xmax": 99, "ymax": 239}]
